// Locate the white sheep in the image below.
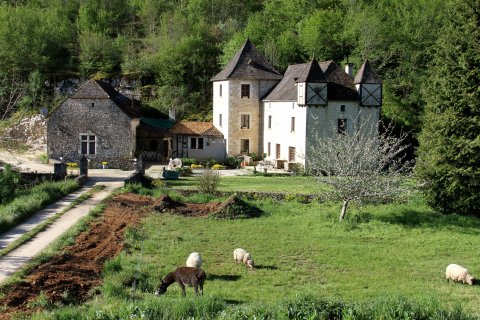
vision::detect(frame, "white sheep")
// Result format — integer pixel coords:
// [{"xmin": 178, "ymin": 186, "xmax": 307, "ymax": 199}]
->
[
  {"xmin": 445, "ymin": 264, "xmax": 475, "ymax": 285},
  {"xmin": 186, "ymin": 252, "xmax": 203, "ymax": 268},
  {"xmin": 233, "ymin": 248, "xmax": 254, "ymax": 269}
]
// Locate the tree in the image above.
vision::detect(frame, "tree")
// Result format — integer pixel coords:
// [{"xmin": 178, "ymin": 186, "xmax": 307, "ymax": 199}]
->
[
  {"xmin": 415, "ymin": 0, "xmax": 480, "ymax": 215},
  {"xmin": 308, "ymin": 119, "xmax": 411, "ymax": 221}
]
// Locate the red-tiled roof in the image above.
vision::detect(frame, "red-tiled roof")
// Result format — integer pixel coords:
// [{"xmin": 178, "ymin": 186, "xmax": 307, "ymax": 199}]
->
[{"xmin": 169, "ymin": 122, "xmax": 223, "ymax": 137}]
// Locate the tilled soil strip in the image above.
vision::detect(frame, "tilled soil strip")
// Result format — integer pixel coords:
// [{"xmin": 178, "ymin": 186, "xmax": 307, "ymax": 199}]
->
[{"xmin": 0, "ymin": 193, "xmax": 154, "ymax": 319}]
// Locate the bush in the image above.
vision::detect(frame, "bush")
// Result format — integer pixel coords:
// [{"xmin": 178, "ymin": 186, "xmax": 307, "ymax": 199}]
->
[
  {"xmin": 223, "ymin": 157, "xmax": 241, "ymax": 169},
  {"xmin": 191, "ymin": 164, "xmax": 203, "ymax": 169},
  {"xmin": 197, "ymin": 169, "xmax": 220, "ymax": 194},
  {"xmin": 0, "ymin": 164, "xmax": 21, "ymax": 204},
  {"xmin": 212, "ymin": 164, "xmax": 226, "ymax": 170},
  {"xmin": 204, "ymin": 159, "xmax": 218, "ymax": 168},
  {"xmin": 180, "ymin": 158, "xmax": 198, "ymax": 167},
  {"xmin": 175, "ymin": 166, "xmax": 193, "ymax": 176}
]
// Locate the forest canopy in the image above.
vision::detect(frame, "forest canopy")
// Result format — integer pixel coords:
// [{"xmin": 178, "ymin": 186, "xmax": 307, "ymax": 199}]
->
[{"xmin": 0, "ymin": 0, "xmax": 450, "ymax": 126}]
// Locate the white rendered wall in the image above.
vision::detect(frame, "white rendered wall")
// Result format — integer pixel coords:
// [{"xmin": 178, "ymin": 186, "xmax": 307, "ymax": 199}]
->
[
  {"xmin": 212, "ymin": 81, "xmax": 229, "ymax": 150},
  {"xmin": 262, "ymin": 101, "xmax": 307, "ymax": 166}
]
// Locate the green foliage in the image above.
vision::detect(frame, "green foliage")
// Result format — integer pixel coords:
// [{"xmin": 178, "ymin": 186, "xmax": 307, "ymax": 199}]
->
[
  {"xmin": 197, "ymin": 169, "xmax": 220, "ymax": 194},
  {"xmin": 0, "ymin": 164, "xmax": 20, "ymax": 204},
  {"xmin": 175, "ymin": 166, "xmax": 193, "ymax": 177},
  {"xmin": 180, "ymin": 158, "xmax": 199, "ymax": 166},
  {"xmin": 0, "ymin": 179, "xmax": 79, "ymax": 233},
  {"xmin": 223, "ymin": 157, "xmax": 241, "ymax": 169},
  {"xmin": 416, "ymin": 0, "xmax": 480, "ymax": 215}
]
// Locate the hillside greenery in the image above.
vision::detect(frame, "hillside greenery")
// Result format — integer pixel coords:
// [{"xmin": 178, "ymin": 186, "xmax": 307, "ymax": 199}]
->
[
  {"xmin": 0, "ymin": 0, "xmax": 450, "ymax": 128},
  {"xmin": 415, "ymin": 0, "xmax": 480, "ymax": 215}
]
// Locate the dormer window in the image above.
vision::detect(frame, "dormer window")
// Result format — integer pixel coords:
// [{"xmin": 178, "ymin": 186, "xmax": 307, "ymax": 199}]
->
[{"xmin": 241, "ymin": 84, "xmax": 250, "ymax": 98}]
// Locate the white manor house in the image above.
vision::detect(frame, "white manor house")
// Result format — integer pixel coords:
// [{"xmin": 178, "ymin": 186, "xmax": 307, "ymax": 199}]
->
[{"xmin": 210, "ymin": 39, "xmax": 382, "ymax": 170}]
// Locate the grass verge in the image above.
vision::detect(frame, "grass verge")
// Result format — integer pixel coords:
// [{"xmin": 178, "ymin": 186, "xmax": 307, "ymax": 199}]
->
[
  {"xmin": 0, "ymin": 185, "xmax": 105, "ymax": 258},
  {"xmin": 0, "ymin": 179, "xmax": 80, "ymax": 234}
]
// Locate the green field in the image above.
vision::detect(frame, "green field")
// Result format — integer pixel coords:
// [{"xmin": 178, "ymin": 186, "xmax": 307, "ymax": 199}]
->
[
  {"xmin": 33, "ymin": 179, "xmax": 480, "ymax": 319},
  {"xmin": 160, "ymin": 175, "xmax": 321, "ymax": 194}
]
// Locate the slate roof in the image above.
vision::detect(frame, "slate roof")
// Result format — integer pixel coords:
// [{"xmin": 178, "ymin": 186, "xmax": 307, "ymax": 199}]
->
[
  {"xmin": 211, "ymin": 39, "xmax": 283, "ymax": 81},
  {"xmin": 354, "ymin": 60, "xmax": 382, "ymax": 84},
  {"xmin": 169, "ymin": 122, "xmax": 223, "ymax": 137},
  {"xmin": 264, "ymin": 61, "xmax": 358, "ymax": 101},
  {"xmin": 70, "ymin": 79, "xmax": 140, "ymax": 118},
  {"xmin": 295, "ymin": 60, "xmax": 326, "ymax": 83}
]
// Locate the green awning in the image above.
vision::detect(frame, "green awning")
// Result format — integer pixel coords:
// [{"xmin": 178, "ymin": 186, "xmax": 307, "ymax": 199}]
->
[{"xmin": 140, "ymin": 117, "xmax": 174, "ymax": 129}]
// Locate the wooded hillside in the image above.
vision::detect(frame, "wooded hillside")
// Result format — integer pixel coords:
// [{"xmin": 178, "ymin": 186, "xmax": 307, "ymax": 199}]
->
[{"xmin": 0, "ymin": 0, "xmax": 451, "ymax": 128}]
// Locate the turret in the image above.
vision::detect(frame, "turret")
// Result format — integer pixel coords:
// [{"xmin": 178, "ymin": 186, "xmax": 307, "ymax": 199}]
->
[
  {"xmin": 296, "ymin": 60, "xmax": 327, "ymax": 107},
  {"xmin": 354, "ymin": 60, "xmax": 382, "ymax": 107}
]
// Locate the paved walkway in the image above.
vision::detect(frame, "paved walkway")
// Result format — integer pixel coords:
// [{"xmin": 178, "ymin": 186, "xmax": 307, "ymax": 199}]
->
[{"xmin": 0, "ymin": 171, "xmax": 131, "ymax": 284}]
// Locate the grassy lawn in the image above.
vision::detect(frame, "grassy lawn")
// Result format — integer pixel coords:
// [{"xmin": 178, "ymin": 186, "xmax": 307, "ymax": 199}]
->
[
  {"xmin": 35, "ymin": 187, "xmax": 480, "ymax": 319},
  {"xmin": 160, "ymin": 174, "xmax": 321, "ymax": 194}
]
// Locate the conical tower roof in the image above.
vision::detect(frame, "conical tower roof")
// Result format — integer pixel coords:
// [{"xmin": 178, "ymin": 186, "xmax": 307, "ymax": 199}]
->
[
  {"xmin": 211, "ymin": 39, "xmax": 282, "ymax": 81},
  {"xmin": 354, "ymin": 60, "xmax": 382, "ymax": 84},
  {"xmin": 295, "ymin": 60, "xmax": 326, "ymax": 83}
]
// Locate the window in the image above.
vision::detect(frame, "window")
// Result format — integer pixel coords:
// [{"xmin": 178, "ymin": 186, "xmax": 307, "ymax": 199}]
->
[
  {"xmin": 268, "ymin": 142, "xmax": 271, "ymax": 157},
  {"xmin": 338, "ymin": 119, "xmax": 347, "ymax": 134},
  {"xmin": 190, "ymin": 137, "xmax": 204, "ymax": 149},
  {"xmin": 276, "ymin": 144, "xmax": 281, "ymax": 159},
  {"xmin": 340, "ymin": 105, "xmax": 345, "ymax": 112},
  {"xmin": 241, "ymin": 114, "xmax": 250, "ymax": 129},
  {"xmin": 240, "ymin": 139, "xmax": 249, "ymax": 154},
  {"xmin": 289, "ymin": 147, "xmax": 296, "ymax": 162},
  {"xmin": 268, "ymin": 115, "xmax": 272, "ymax": 129},
  {"xmin": 91, "ymin": 103, "xmax": 95, "ymax": 107},
  {"xmin": 80, "ymin": 134, "xmax": 96, "ymax": 155},
  {"xmin": 241, "ymin": 84, "xmax": 250, "ymax": 98},
  {"xmin": 291, "ymin": 117, "xmax": 295, "ymax": 132},
  {"xmin": 219, "ymin": 114, "xmax": 222, "ymax": 127},
  {"xmin": 219, "ymin": 84, "xmax": 222, "ymax": 97}
]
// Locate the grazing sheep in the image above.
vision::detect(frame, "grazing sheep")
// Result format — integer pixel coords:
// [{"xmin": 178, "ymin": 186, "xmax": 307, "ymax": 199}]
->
[
  {"xmin": 155, "ymin": 267, "xmax": 206, "ymax": 297},
  {"xmin": 186, "ymin": 252, "xmax": 203, "ymax": 268},
  {"xmin": 233, "ymin": 248, "xmax": 254, "ymax": 269},
  {"xmin": 445, "ymin": 264, "xmax": 476, "ymax": 285}
]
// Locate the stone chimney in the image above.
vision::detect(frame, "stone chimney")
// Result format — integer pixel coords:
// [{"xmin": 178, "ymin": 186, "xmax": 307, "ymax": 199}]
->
[
  {"xmin": 345, "ymin": 63, "xmax": 354, "ymax": 77},
  {"xmin": 169, "ymin": 108, "xmax": 176, "ymax": 122}
]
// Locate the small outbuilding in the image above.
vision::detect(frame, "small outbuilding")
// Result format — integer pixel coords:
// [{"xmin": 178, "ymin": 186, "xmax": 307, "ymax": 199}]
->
[
  {"xmin": 168, "ymin": 121, "xmax": 225, "ymax": 161},
  {"xmin": 47, "ymin": 79, "xmax": 141, "ymax": 169}
]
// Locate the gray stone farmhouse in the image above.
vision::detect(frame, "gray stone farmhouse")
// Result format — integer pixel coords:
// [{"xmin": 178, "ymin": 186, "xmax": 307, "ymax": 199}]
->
[
  {"xmin": 47, "ymin": 79, "xmax": 163, "ymax": 168},
  {"xmin": 47, "ymin": 79, "xmax": 225, "ymax": 168}
]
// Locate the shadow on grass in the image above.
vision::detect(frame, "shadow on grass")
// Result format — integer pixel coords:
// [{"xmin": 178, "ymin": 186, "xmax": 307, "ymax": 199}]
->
[
  {"xmin": 254, "ymin": 265, "xmax": 278, "ymax": 270},
  {"xmin": 378, "ymin": 208, "xmax": 480, "ymax": 234},
  {"xmin": 208, "ymin": 274, "xmax": 241, "ymax": 281},
  {"xmin": 224, "ymin": 299, "xmax": 243, "ymax": 305}
]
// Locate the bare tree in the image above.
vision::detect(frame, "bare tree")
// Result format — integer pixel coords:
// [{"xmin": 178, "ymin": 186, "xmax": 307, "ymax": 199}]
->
[
  {"xmin": 308, "ymin": 119, "xmax": 412, "ymax": 222},
  {"xmin": 0, "ymin": 72, "xmax": 27, "ymax": 120}
]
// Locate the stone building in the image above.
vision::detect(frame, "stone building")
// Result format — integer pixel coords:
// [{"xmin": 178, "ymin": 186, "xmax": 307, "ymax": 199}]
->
[
  {"xmin": 211, "ymin": 39, "xmax": 382, "ymax": 170},
  {"xmin": 47, "ymin": 79, "xmax": 142, "ymax": 169}
]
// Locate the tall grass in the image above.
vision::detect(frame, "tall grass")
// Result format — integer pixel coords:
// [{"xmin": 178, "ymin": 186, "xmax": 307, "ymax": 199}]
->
[
  {"xmin": 32, "ymin": 294, "xmax": 478, "ymax": 319},
  {"xmin": 0, "ymin": 179, "xmax": 79, "ymax": 233}
]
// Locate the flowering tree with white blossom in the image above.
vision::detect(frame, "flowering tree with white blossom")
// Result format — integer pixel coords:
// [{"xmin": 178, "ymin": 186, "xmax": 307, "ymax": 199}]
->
[{"xmin": 308, "ymin": 119, "xmax": 412, "ymax": 221}]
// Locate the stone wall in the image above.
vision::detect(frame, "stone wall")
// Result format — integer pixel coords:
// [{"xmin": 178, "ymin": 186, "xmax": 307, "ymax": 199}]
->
[{"xmin": 47, "ymin": 98, "xmax": 137, "ymax": 169}]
